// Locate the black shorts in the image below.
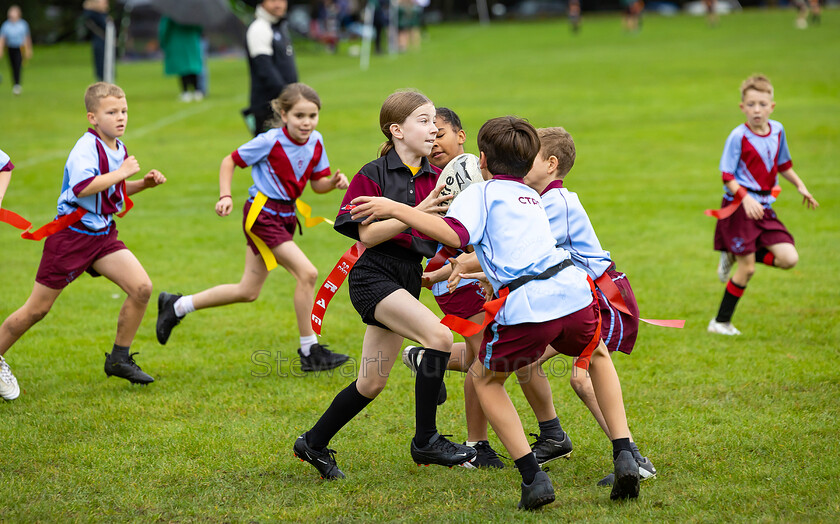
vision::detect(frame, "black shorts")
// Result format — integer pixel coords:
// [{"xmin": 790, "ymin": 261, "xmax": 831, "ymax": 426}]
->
[{"xmin": 348, "ymin": 250, "xmax": 422, "ymax": 330}]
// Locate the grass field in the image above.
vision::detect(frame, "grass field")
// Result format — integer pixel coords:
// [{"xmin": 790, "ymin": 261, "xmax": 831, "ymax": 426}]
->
[{"xmin": 1, "ymin": 8, "xmax": 839, "ymax": 522}]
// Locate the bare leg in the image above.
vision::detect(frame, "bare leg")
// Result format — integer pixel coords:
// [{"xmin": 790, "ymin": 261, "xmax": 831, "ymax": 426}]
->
[
  {"xmin": 587, "ymin": 341, "xmax": 630, "ymax": 441},
  {"xmin": 0, "ymin": 283, "xmax": 62, "ymax": 356},
  {"xmin": 516, "ymin": 361, "xmax": 557, "ymax": 423},
  {"xmin": 354, "ymin": 324, "xmax": 403, "ymax": 398},
  {"xmin": 271, "ymin": 240, "xmax": 320, "ymax": 337},
  {"xmin": 470, "ymin": 359, "xmax": 531, "ymax": 459},
  {"xmin": 766, "ymin": 242, "xmax": 798, "ymax": 269},
  {"xmin": 731, "ymin": 253, "xmax": 756, "ymax": 287},
  {"xmin": 373, "ymin": 289, "xmax": 453, "ymax": 352},
  {"xmin": 91, "ymin": 250, "xmax": 153, "ymax": 346},
  {"xmin": 570, "ymin": 363, "xmax": 611, "ymax": 438},
  {"xmin": 191, "ymin": 249, "xmax": 269, "ymax": 309}
]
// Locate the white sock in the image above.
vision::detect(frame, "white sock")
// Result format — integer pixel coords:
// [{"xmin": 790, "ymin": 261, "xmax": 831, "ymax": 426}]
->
[
  {"xmin": 465, "ymin": 441, "xmax": 480, "ymax": 448},
  {"xmin": 299, "ymin": 334, "xmax": 318, "ymax": 356},
  {"xmin": 173, "ymin": 295, "xmax": 195, "ymax": 318}
]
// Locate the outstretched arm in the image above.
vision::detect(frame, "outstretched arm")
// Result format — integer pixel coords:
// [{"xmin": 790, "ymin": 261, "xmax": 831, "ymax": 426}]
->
[
  {"xmin": 126, "ymin": 170, "xmax": 166, "ymax": 195},
  {"xmin": 780, "ymin": 168, "xmax": 818, "ymax": 209},
  {"xmin": 310, "ymin": 170, "xmax": 349, "ymax": 194},
  {"xmin": 350, "ymin": 196, "xmax": 461, "ymax": 248}
]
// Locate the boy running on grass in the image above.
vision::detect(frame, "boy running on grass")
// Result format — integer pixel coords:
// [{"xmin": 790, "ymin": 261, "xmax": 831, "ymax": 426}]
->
[
  {"xmin": 709, "ymin": 74, "xmax": 818, "ymax": 336},
  {"xmin": 0, "ymin": 82, "xmax": 166, "ymax": 400}
]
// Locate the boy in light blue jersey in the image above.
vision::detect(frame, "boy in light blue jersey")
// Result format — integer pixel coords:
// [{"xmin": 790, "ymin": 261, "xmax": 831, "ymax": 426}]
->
[
  {"xmin": 349, "ymin": 116, "xmax": 641, "ymax": 509},
  {"xmin": 709, "ymin": 75, "xmax": 818, "ymax": 336},
  {"xmin": 0, "ymin": 82, "xmax": 167, "ymax": 399},
  {"xmin": 519, "ymin": 126, "xmax": 656, "ymax": 485}
]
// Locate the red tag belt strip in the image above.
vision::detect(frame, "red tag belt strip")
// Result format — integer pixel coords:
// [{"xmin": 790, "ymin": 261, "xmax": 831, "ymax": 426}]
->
[
  {"xmin": 0, "ymin": 209, "xmax": 32, "ymax": 231},
  {"xmin": 594, "ymin": 272, "xmax": 684, "ymax": 328},
  {"xmin": 311, "ymin": 241, "xmax": 366, "ymax": 335},
  {"xmin": 705, "ymin": 185, "xmax": 781, "ymax": 220}
]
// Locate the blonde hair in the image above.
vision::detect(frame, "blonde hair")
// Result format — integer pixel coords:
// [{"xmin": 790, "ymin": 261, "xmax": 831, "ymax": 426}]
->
[
  {"xmin": 378, "ymin": 90, "xmax": 432, "ymax": 157},
  {"xmin": 84, "ymin": 82, "xmax": 125, "ymax": 113},
  {"xmin": 268, "ymin": 83, "xmax": 321, "ymax": 128},
  {"xmin": 537, "ymin": 127, "xmax": 576, "ymax": 179},
  {"xmin": 740, "ymin": 74, "xmax": 774, "ymax": 100}
]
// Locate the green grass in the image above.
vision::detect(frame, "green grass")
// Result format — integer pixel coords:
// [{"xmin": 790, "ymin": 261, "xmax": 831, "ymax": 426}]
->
[{"xmin": 2, "ymin": 8, "xmax": 839, "ymax": 522}]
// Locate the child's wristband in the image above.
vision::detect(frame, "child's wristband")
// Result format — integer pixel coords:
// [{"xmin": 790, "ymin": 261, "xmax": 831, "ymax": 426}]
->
[
  {"xmin": 735, "ymin": 187, "xmax": 747, "ymax": 199},
  {"xmin": 218, "ymin": 195, "xmax": 232, "ymax": 201}
]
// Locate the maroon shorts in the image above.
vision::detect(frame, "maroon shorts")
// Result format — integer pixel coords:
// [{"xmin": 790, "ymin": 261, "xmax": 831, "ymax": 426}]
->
[
  {"xmin": 478, "ymin": 298, "xmax": 600, "ymax": 373},
  {"xmin": 35, "ymin": 221, "xmax": 127, "ymax": 290},
  {"xmin": 597, "ymin": 265, "xmax": 639, "ymax": 355},
  {"xmin": 434, "ymin": 281, "xmax": 486, "ymax": 318},
  {"xmin": 714, "ymin": 200, "xmax": 794, "ymax": 255},
  {"xmin": 242, "ymin": 198, "xmax": 300, "ymax": 255}
]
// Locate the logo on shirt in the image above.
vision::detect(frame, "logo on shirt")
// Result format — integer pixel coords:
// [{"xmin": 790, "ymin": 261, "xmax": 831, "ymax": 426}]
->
[
  {"xmin": 297, "ymin": 159, "xmax": 304, "ymax": 170},
  {"xmin": 518, "ymin": 196, "xmax": 540, "ymax": 206}
]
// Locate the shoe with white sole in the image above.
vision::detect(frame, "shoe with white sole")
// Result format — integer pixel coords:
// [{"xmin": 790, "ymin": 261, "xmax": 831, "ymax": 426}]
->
[
  {"xmin": 0, "ymin": 355, "xmax": 20, "ymax": 401},
  {"xmin": 708, "ymin": 318, "xmax": 741, "ymax": 336}
]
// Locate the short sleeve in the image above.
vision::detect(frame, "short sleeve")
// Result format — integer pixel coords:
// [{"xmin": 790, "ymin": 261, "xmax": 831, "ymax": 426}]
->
[
  {"xmin": 777, "ymin": 127, "xmax": 793, "ymax": 172},
  {"xmin": 719, "ymin": 128, "xmax": 742, "ymax": 181},
  {"xmin": 66, "ymin": 142, "xmax": 101, "ymax": 196},
  {"xmin": 445, "ymin": 183, "xmax": 487, "ymax": 248},
  {"xmin": 232, "ymin": 134, "xmax": 271, "ymax": 168},
  {"xmin": 333, "ymin": 172, "xmax": 382, "ymax": 240},
  {"xmin": 311, "ymin": 138, "xmax": 331, "ymax": 180}
]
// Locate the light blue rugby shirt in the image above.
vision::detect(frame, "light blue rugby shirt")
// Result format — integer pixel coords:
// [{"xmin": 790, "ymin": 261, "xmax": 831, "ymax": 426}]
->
[
  {"xmin": 443, "ymin": 175, "xmax": 593, "ymax": 326},
  {"xmin": 0, "ymin": 19, "xmax": 30, "ymax": 48}
]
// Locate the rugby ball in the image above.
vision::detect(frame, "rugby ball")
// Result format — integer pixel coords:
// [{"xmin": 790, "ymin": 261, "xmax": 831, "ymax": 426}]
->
[{"xmin": 437, "ymin": 153, "xmax": 483, "ymax": 206}]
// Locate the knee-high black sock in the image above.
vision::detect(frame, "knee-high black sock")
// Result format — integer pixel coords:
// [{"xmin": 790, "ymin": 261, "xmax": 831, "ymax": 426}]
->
[
  {"xmin": 755, "ymin": 247, "xmax": 775, "ymax": 267},
  {"xmin": 414, "ymin": 347, "xmax": 449, "ymax": 447},
  {"xmin": 307, "ymin": 380, "xmax": 373, "ymax": 450},
  {"xmin": 715, "ymin": 279, "xmax": 746, "ymax": 323}
]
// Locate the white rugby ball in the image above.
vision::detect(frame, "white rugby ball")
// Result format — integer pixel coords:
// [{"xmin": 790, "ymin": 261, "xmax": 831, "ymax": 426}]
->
[{"xmin": 436, "ymin": 153, "xmax": 483, "ymax": 206}]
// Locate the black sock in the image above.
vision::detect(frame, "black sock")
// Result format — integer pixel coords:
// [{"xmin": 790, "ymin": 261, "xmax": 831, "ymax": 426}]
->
[
  {"xmin": 514, "ymin": 452, "xmax": 540, "ymax": 484},
  {"xmin": 538, "ymin": 417, "xmax": 565, "ymax": 441},
  {"xmin": 414, "ymin": 347, "xmax": 449, "ymax": 447},
  {"xmin": 307, "ymin": 380, "xmax": 373, "ymax": 450},
  {"xmin": 715, "ymin": 279, "xmax": 746, "ymax": 323},
  {"xmin": 630, "ymin": 441, "xmax": 643, "ymax": 462},
  {"xmin": 612, "ymin": 437, "xmax": 632, "ymax": 460},
  {"xmin": 111, "ymin": 344, "xmax": 130, "ymax": 360}
]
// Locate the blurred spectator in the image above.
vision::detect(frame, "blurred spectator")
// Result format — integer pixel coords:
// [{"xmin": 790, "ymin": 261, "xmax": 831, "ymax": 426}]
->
[
  {"xmin": 159, "ymin": 16, "xmax": 204, "ymax": 102},
  {"xmin": 569, "ymin": 0, "xmax": 581, "ymax": 33},
  {"xmin": 245, "ymin": 0, "xmax": 298, "ymax": 136},
  {"xmin": 397, "ymin": 0, "xmax": 422, "ymax": 52},
  {"xmin": 0, "ymin": 5, "xmax": 32, "ymax": 95},
  {"xmin": 82, "ymin": 0, "xmax": 110, "ymax": 81},
  {"xmin": 703, "ymin": 0, "xmax": 718, "ymax": 27},
  {"xmin": 310, "ymin": 0, "xmax": 341, "ymax": 52},
  {"xmin": 621, "ymin": 0, "xmax": 643, "ymax": 32}
]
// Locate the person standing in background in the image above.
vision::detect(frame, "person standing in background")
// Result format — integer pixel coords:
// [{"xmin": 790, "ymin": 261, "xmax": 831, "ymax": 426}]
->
[
  {"xmin": 245, "ymin": 0, "xmax": 298, "ymax": 137},
  {"xmin": 158, "ymin": 16, "xmax": 204, "ymax": 102},
  {"xmin": 82, "ymin": 0, "xmax": 110, "ymax": 81},
  {"xmin": 0, "ymin": 5, "xmax": 32, "ymax": 95}
]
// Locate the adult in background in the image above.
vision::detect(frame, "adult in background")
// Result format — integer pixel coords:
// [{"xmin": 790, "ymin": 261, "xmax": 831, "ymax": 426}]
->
[
  {"xmin": 0, "ymin": 5, "xmax": 32, "ymax": 95},
  {"xmin": 82, "ymin": 0, "xmax": 110, "ymax": 81},
  {"xmin": 245, "ymin": 0, "xmax": 298, "ymax": 137},
  {"xmin": 159, "ymin": 16, "xmax": 204, "ymax": 102}
]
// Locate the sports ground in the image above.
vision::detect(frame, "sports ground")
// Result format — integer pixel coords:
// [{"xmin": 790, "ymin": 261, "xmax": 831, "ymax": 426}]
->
[{"xmin": 1, "ymin": 8, "xmax": 838, "ymax": 522}]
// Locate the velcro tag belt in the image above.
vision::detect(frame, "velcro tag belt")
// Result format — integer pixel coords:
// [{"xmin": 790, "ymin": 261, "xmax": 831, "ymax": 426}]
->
[
  {"xmin": 0, "ymin": 209, "xmax": 32, "ymax": 231},
  {"xmin": 310, "ymin": 241, "xmax": 366, "ymax": 335},
  {"xmin": 594, "ymin": 271, "xmax": 685, "ymax": 328},
  {"xmin": 441, "ymin": 258, "xmax": 575, "ymax": 337},
  {"xmin": 705, "ymin": 185, "xmax": 781, "ymax": 220}
]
